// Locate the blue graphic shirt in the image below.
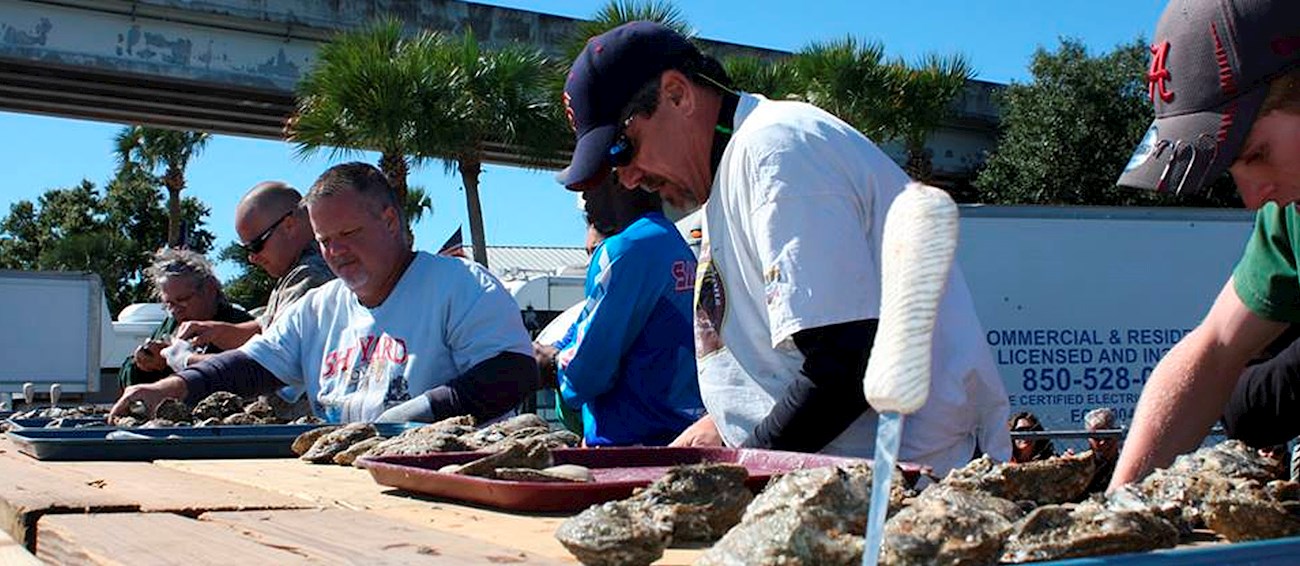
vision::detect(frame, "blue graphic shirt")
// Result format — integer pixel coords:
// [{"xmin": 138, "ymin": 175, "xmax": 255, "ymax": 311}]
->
[{"xmin": 555, "ymin": 212, "xmax": 704, "ymax": 446}]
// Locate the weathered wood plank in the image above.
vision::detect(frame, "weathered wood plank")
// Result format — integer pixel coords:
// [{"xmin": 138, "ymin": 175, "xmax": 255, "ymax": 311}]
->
[
  {"xmin": 201, "ymin": 508, "xmax": 568, "ymax": 564},
  {"xmin": 38, "ymin": 513, "xmax": 315, "ymax": 565},
  {"xmin": 0, "ymin": 525, "xmax": 43, "ymax": 566},
  {"xmin": 0, "ymin": 438, "xmax": 312, "ymax": 551},
  {"xmin": 159, "ymin": 458, "xmax": 706, "ymax": 564}
]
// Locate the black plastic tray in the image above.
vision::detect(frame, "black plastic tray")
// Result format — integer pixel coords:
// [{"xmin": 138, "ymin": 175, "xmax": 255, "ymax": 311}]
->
[{"xmin": 7, "ymin": 423, "xmax": 421, "ymax": 461}]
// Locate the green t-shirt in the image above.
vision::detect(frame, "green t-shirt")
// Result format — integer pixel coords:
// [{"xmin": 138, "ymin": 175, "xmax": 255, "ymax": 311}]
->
[{"xmin": 1233, "ymin": 202, "xmax": 1300, "ymax": 323}]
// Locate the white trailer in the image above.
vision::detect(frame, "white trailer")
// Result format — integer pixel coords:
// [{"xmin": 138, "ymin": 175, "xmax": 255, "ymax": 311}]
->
[
  {"xmin": 0, "ymin": 270, "xmax": 105, "ymax": 396},
  {"xmin": 958, "ymin": 205, "xmax": 1254, "ymax": 432}
]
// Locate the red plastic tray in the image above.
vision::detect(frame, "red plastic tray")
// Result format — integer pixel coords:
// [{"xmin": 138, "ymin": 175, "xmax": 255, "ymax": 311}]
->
[{"xmin": 357, "ymin": 446, "xmax": 914, "ymax": 512}]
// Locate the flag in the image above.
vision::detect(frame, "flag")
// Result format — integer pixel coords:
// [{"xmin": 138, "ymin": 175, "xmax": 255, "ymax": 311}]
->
[{"xmin": 437, "ymin": 227, "xmax": 466, "ymax": 258}]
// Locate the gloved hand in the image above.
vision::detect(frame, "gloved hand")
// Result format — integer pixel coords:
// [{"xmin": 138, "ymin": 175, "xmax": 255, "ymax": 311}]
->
[
  {"xmin": 375, "ymin": 394, "xmax": 435, "ymax": 423},
  {"xmin": 160, "ymin": 338, "xmax": 196, "ymax": 372}
]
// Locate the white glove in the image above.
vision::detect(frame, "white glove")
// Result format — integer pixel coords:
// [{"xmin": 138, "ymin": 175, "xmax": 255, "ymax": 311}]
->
[
  {"xmin": 160, "ymin": 338, "xmax": 196, "ymax": 372},
  {"xmin": 375, "ymin": 395, "xmax": 434, "ymax": 423}
]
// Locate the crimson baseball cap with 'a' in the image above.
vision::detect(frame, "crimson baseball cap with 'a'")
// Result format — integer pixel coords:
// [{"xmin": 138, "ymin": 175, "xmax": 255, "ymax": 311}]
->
[
  {"xmin": 556, "ymin": 21, "xmax": 700, "ymax": 191},
  {"xmin": 1118, "ymin": 0, "xmax": 1300, "ymax": 195}
]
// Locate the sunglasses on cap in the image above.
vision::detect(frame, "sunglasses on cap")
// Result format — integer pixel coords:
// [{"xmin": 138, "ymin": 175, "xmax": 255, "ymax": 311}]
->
[{"xmin": 241, "ymin": 209, "xmax": 293, "ymax": 255}]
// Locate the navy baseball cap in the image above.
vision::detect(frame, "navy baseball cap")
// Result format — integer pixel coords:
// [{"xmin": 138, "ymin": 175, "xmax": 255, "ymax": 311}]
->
[
  {"xmin": 1118, "ymin": 0, "xmax": 1300, "ymax": 195},
  {"xmin": 557, "ymin": 21, "xmax": 700, "ymax": 191}
]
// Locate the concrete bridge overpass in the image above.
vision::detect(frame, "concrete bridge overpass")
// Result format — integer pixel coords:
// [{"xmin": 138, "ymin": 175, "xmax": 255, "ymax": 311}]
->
[{"xmin": 0, "ymin": 0, "xmax": 1002, "ymax": 177}]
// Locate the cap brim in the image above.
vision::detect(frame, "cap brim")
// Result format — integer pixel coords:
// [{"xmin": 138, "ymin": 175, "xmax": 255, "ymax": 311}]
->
[
  {"xmin": 556, "ymin": 124, "xmax": 618, "ymax": 191},
  {"xmin": 1117, "ymin": 88, "xmax": 1266, "ymax": 195}
]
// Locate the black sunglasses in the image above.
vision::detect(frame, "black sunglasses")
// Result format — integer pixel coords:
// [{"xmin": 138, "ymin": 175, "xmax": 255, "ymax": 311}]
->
[
  {"xmin": 606, "ymin": 114, "xmax": 638, "ymax": 167},
  {"xmin": 241, "ymin": 209, "xmax": 293, "ymax": 254}
]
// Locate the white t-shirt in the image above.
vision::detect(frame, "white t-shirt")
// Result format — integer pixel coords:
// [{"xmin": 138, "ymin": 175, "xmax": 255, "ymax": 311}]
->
[
  {"xmin": 695, "ymin": 94, "xmax": 1011, "ymax": 475},
  {"xmin": 242, "ymin": 252, "xmax": 533, "ymax": 422}
]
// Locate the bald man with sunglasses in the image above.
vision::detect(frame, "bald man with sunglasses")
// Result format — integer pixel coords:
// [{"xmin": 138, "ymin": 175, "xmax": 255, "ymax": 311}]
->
[{"xmin": 174, "ymin": 181, "xmax": 334, "ymax": 364}]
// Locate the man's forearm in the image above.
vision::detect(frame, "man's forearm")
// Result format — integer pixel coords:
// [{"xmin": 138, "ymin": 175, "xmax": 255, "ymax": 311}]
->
[
  {"xmin": 424, "ymin": 352, "xmax": 539, "ymax": 422},
  {"xmin": 748, "ymin": 320, "xmax": 875, "ymax": 452},
  {"xmin": 177, "ymin": 350, "xmax": 284, "ymax": 404},
  {"xmin": 1110, "ymin": 330, "xmax": 1245, "ymax": 488}
]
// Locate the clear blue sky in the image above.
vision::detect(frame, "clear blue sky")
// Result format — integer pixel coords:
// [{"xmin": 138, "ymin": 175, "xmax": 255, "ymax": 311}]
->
[{"xmin": 0, "ymin": 0, "xmax": 1167, "ymax": 283}]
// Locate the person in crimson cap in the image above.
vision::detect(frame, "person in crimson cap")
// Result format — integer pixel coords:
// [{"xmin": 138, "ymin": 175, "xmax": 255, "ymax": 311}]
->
[
  {"xmin": 1110, "ymin": 0, "xmax": 1300, "ymax": 490},
  {"xmin": 557, "ymin": 21, "xmax": 1012, "ymax": 476}
]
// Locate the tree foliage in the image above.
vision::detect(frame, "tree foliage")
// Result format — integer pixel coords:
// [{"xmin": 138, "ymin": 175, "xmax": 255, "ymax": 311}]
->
[
  {"xmin": 218, "ymin": 242, "xmax": 275, "ymax": 311},
  {"xmin": 289, "ymin": 19, "xmax": 565, "ymax": 267},
  {"xmin": 974, "ymin": 39, "xmax": 1240, "ymax": 207},
  {"xmin": 114, "ymin": 126, "xmax": 211, "ymax": 246},
  {"xmin": 0, "ymin": 168, "xmax": 214, "ymax": 314},
  {"xmin": 565, "ymin": 0, "xmax": 695, "ymax": 62}
]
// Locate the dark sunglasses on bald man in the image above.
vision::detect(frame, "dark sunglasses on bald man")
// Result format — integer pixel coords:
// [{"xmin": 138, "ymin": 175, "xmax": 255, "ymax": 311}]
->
[{"xmin": 241, "ymin": 209, "xmax": 293, "ymax": 254}]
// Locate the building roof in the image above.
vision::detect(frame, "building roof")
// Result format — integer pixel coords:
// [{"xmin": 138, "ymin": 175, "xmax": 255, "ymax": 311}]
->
[{"xmin": 465, "ymin": 245, "xmax": 587, "ymax": 281}]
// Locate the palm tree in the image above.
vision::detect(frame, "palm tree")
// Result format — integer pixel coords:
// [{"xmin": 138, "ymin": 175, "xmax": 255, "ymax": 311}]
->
[
  {"xmin": 793, "ymin": 37, "xmax": 903, "ymax": 143},
  {"xmin": 287, "ymin": 18, "xmax": 459, "ymax": 211},
  {"xmin": 896, "ymin": 54, "xmax": 973, "ymax": 182},
  {"xmin": 565, "ymin": 0, "xmax": 695, "ymax": 62},
  {"xmin": 113, "ymin": 126, "xmax": 210, "ymax": 247},
  {"xmin": 417, "ymin": 30, "xmax": 567, "ymax": 268},
  {"xmin": 724, "ymin": 56, "xmax": 802, "ymax": 100}
]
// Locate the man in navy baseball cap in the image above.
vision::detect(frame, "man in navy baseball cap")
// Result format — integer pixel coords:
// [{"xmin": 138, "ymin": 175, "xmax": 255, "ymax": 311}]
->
[
  {"xmin": 556, "ymin": 21, "xmax": 701, "ymax": 191},
  {"xmin": 1111, "ymin": 0, "xmax": 1300, "ymax": 491},
  {"xmin": 553, "ymin": 20, "xmax": 1015, "ymax": 476}
]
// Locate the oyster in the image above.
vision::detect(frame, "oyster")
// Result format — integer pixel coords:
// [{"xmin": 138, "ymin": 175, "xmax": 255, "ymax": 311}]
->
[
  {"xmin": 334, "ymin": 436, "xmax": 383, "ymax": 466},
  {"xmin": 139, "ymin": 418, "xmax": 177, "ymax": 428},
  {"xmin": 365, "ymin": 424, "xmax": 473, "ymax": 458},
  {"xmin": 1200, "ymin": 482, "xmax": 1300, "ymax": 542},
  {"xmin": 242, "ymin": 399, "xmax": 275, "ymax": 420},
  {"xmin": 221, "ymin": 412, "xmax": 262, "ymax": 426},
  {"xmin": 1105, "ymin": 440, "xmax": 1289, "ymax": 535},
  {"xmin": 190, "ymin": 391, "xmax": 244, "ymax": 421},
  {"xmin": 153, "ymin": 398, "xmax": 191, "ymax": 423},
  {"xmin": 554, "ymin": 499, "xmax": 673, "ymax": 566},
  {"xmin": 453, "ymin": 438, "xmax": 552, "ymax": 478},
  {"xmin": 462, "ymin": 413, "xmax": 550, "ymax": 448},
  {"xmin": 1001, "ymin": 502, "xmax": 1178, "ymax": 563},
  {"xmin": 632, "ymin": 463, "xmax": 752, "ymax": 542},
  {"xmin": 301, "ymin": 423, "xmax": 377, "ymax": 464},
  {"xmin": 292, "ymin": 425, "xmax": 341, "ymax": 456},
  {"xmin": 495, "ymin": 465, "xmax": 592, "ymax": 483},
  {"xmin": 697, "ymin": 464, "xmax": 904, "ymax": 566},
  {"xmin": 881, "ymin": 485, "xmax": 1022, "ymax": 566},
  {"xmin": 943, "ymin": 452, "xmax": 1096, "ymax": 505}
]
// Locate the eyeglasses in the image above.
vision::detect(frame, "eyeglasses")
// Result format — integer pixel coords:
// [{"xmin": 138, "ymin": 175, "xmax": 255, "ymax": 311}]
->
[
  {"xmin": 607, "ymin": 115, "xmax": 638, "ymax": 167},
  {"xmin": 241, "ymin": 209, "xmax": 293, "ymax": 255}
]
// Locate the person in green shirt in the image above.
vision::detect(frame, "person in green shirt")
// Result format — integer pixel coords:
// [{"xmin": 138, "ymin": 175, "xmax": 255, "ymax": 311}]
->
[
  {"xmin": 1109, "ymin": 0, "xmax": 1300, "ymax": 489},
  {"xmin": 118, "ymin": 248, "xmax": 252, "ymax": 389}
]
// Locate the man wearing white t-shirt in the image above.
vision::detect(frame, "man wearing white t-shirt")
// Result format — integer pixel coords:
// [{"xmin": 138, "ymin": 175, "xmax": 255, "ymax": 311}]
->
[
  {"xmin": 110, "ymin": 162, "xmax": 538, "ymax": 424},
  {"xmin": 556, "ymin": 21, "xmax": 1010, "ymax": 474}
]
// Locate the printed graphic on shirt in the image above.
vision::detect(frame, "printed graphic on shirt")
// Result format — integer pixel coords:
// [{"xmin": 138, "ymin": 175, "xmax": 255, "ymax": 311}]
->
[
  {"xmin": 695, "ymin": 252, "xmax": 726, "ymax": 357},
  {"xmin": 316, "ymin": 333, "xmax": 410, "ymax": 421},
  {"xmin": 672, "ymin": 259, "xmax": 697, "ymax": 292}
]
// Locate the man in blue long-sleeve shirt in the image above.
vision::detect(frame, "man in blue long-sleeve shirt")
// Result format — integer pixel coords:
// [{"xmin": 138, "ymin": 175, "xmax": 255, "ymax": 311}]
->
[{"xmin": 537, "ymin": 179, "xmax": 704, "ymax": 446}]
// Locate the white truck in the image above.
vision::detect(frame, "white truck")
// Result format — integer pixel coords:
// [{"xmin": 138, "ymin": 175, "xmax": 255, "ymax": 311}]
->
[{"xmin": 0, "ymin": 270, "xmax": 162, "ymax": 406}]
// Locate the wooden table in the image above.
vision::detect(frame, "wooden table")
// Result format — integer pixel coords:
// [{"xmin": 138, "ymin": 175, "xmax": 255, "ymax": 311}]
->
[{"xmin": 0, "ymin": 437, "xmax": 705, "ymax": 565}]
